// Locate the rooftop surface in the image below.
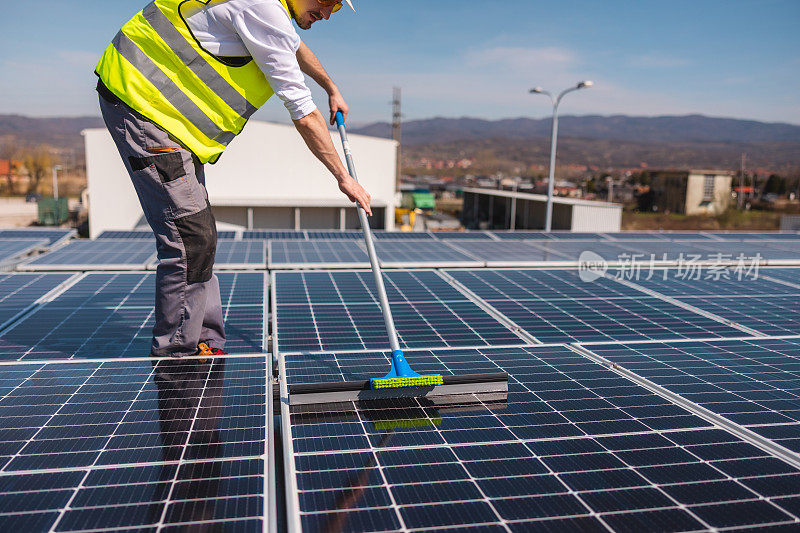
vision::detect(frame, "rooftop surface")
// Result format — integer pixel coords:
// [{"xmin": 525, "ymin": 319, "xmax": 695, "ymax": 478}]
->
[{"xmin": 0, "ymin": 228, "xmax": 799, "ymax": 532}]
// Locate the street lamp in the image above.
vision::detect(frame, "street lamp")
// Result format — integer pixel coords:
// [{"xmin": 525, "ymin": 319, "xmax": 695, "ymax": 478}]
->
[
  {"xmin": 529, "ymin": 81, "xmax": 594, "ymax": 231},
  {"xmin": 52, "ymin": 165, "xmax": 62, "ymax": 200}
]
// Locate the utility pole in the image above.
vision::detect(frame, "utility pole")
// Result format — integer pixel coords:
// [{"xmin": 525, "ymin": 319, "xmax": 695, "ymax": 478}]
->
[
  {"xmin": 392, "ymin": 87, "xmax": 402, "ymax": 193},
  {"xmin": 739, "ymin": 153, "xmax": 746, "ymax": 209}
]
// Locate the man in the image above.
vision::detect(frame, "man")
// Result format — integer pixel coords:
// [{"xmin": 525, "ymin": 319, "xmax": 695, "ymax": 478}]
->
[{"xmin": 95, "ymin": 0, "xmax": 371, "ymax": 359}]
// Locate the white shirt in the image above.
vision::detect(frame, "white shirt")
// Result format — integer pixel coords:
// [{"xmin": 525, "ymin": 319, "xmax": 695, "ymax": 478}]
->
[{"xmin": 185, "ymin": 0, "xmax": 316, "ymax": 120}]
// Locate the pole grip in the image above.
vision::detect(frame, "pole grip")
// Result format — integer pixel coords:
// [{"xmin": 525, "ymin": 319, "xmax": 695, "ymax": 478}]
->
[{"xmin": 335, "ymin": 111, "xmax": 345, "ymax": 127}]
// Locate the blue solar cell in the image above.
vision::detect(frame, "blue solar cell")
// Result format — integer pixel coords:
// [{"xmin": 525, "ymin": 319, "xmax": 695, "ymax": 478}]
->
[
  {"xmin": 613, "ymin": 267, "xmax": 800, "ymax": 297},
  {"xmin": 375, "ymin": 241, "xmax": 480, "ymax": 266},
  {"xmin": 445, "ymin": 241, "xmax": 564, "ymax": 264},
  {"xmin": 373, "ymin": 231, "xmax": 434, "ymax": 240},
  {"xmin": 432, "ymin": 231, "xmax": 494, "ymax": 240},
  {"xmin": 761, "ymin": 268, "xmax": 800, "ymax": 287},
  {"xmin": 305, "ymin": 230, "xmax": 363, "ymax": 240},
  {"xmin": 211, "ymin": 240, "xmax": 265, "ymax": 268},
  {"xmin": 492, "ymin": 231, "xmax": 554, "ymax": 240}
]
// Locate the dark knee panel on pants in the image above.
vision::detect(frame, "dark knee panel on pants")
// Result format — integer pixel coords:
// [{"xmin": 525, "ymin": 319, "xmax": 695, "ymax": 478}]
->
[{"xmin": 175, "ymin": 202, "xmax": 217, "ymax": 283}]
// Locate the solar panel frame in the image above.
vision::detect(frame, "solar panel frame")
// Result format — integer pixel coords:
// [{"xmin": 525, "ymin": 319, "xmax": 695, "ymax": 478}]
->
[
  {"xmin": 17, "ymin": 240, "xmax": 157, "ymax": 271},
  {"xmin": 0, "ymin": 356, "xmax": 272, "ymax": 531},
  {"xmin": 279, "ymin": 344, "xmax": 800, "ymax": 532}
]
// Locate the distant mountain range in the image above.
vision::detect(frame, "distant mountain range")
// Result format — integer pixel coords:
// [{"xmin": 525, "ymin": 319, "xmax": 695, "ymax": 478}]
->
[
  {"xmin": 351, "ymin": 114, "xmax": 800, "ymax": 146},
  {"xmin": 0, "ymin": 113, "xmax": 797, "ymax": 172}
]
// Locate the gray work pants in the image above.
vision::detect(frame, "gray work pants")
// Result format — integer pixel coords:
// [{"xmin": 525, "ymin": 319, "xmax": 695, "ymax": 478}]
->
[{"xmin": 99, "ymin": 91, "xmax": 225, "ymax": 357}]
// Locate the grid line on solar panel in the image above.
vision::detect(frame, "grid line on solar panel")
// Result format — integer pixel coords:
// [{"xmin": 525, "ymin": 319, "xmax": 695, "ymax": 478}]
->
[
  {"xmin": 17, "ymin": 240, "xmax": 157, "ymax": 271},
  {"xmin": 0, "ymin": 357, "xmax": 267, "ymax": 531},
  {"xmin": 579, "ymin": 337, "xmax": 800, "ymax": 458},
  {"xmin": 443, "ymin": 269, "xmax": 748, "ymax": 343},
  {"xmin": 283, "ymin": 345, "xmax": 800, "ymax": 531},
  {"xmin": 0, "ymin": 272, "xmax": 265, "ymax": 360},
  {"xmin": 273, "ymin": 270, "xmax": 526, "ymax": 353}
]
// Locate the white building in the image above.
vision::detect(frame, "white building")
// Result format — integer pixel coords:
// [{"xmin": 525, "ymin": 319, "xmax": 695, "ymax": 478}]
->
[
  {"xmin": 461, "ymin": 188, "xmax": 622, "ymax": 232},
  {"xmin": 83, "ymin": 121, "xmax": 398, "ymax": 238}
]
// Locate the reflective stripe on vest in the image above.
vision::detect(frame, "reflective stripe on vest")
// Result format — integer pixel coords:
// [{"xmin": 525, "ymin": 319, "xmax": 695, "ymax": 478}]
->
[{"xmin": 96, "ymin": 0, "xmax": 289, "ymax": 163}]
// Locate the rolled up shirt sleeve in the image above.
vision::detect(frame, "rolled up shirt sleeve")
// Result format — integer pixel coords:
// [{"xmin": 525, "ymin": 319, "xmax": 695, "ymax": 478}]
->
[{"xmin": 232, "ymin": 2, "xmax": 317, "ymax": 120}]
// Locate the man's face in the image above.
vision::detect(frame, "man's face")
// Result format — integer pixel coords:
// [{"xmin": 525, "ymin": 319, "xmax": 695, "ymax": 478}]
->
[{"xmin": 291, "ymin": 0, "xmax": 339, "ymax": 30}]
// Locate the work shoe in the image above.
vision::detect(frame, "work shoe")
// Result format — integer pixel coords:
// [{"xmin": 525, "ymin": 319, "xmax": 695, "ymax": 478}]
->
[{"xmin": 197, "ymin": 341, "xmax": 227, "ymax": 363}]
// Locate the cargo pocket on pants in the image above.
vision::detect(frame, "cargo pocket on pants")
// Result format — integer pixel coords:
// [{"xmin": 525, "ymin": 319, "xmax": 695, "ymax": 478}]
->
[{"xmin": 174, "ymin": 203, "xmax": 217, "ymax": 283}]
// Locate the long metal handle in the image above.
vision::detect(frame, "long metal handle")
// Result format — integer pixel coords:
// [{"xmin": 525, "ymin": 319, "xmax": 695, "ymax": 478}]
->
[{"xmin": 335, "ymin": 112, "xmax": 401, "ymax": 352}]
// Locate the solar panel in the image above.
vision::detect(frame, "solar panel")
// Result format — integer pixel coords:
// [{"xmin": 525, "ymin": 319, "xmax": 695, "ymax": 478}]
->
[
  {"xmin": 305, "ymin": 230, "xmax": 363, "ymax": 240},
  {"xmin": 268, "ymin": 240, "xmax": 369, "ymax": 269},
  {"xmin": 612, "ymin": 267, "xmax": 800, "ymax": 297},
  {"xmin": 447, "ymin": 268, "xmax": 748, "ymax": 343},
  {"xmin": 0, "ymin": 272, "xmax": 265, "ymax": 360},
  {"xmin": 149, "ymin": 240, "xmax": 266, "ymax": 270},
  {"xmin": 694, "ymin": 241, "xmax": 800, "ymax": 262},
  {"xmin": 0, "ymin": 229, "xmax": 75, "ymax": 247},
  {"xmin": 491, "ymin": 231, "xmax": 553, "ymax": 240},
  {"xmin": 0, "ymin": 356, "xmax": 269, "ymax": 531},
  {"xmin": 604, "ymin": 232, "xmax": 668, "ymax": 241},
  {"xmin": 446, "ymin": 241, "xmax": 572, "ymax": 266},
  {"xmin": 373, "ymin": 231, "xmax": 434, "ymax": 240},
  {"xmin": 431, "ymin": 231, "xmax": 494, "ymax": 240},
  {"xmin": 0, "ymin": 273, "xmax": 76, "ymax": 331},
  {"xmin": 273, "ymin": 270, "xmax": 525, "ymax": 353},
  {"xmin": 375, "ymin": 241, "xmax": 481, "ymax": 268},
  {"xmin": 673, "ymin": 296, "xmax": 800, "ymax": 335},
  {"xmin": 656, "ymin": 232, "xmax": 718, "ymax": 241},
  {"xmin": 281, "ymin": 344, "xmax": 800, "ymax": 531},
  {"xmin": 242, "ymin": 230, "xmax": 306, "ymax": 240},
  {"xmin": 0, "ymin": 239, "xmax": 48, "ymax": 265},
  {"xmin": 99, "ymin": 229, "xmax": 238, "ymax": 240},
  {"xmin": 613, "ymin": 241, "xmax": 729, "ymax": 261},
  {"xmin": 583, "ymin": 337, "xmax": 800, "ymax": 454},
  {"xmin": 529, "ymin": 241, "xmax": 634, "ymax": 261},
  {"xmin": 17, "ymin": 240, "xmax": 156, "ymax": 271}
]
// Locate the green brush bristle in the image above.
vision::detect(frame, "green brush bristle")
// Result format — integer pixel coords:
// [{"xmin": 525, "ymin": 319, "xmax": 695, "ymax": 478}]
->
[{"xmin": 371, "ymin": 375, "xmax": 444, "ymax": 389}]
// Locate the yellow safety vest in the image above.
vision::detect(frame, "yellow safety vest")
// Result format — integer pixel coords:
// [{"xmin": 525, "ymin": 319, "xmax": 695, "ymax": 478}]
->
[{"xmin": 96, "ymin": 0, "xmax": 291, "ymax": 164}]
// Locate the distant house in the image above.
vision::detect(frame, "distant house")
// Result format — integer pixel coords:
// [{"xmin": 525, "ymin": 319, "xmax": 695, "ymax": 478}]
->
[{"xmin": 649, "ymin": 169, "xmax": 733, "ymax": 215}]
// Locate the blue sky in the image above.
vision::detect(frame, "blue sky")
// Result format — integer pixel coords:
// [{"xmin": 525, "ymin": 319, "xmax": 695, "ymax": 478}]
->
[{"xmin": 1, "ymin": 0, "xmax": 798, "ymax": 125}]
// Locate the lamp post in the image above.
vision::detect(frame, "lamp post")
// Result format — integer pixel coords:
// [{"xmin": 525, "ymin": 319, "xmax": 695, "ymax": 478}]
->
[
  {"xmin": 52, "ymin": 165, "xmax": 62, "ymax": 200},
  {"xmin": 529, "ymin": 81, "xmax": 593, "ymax": 231}
]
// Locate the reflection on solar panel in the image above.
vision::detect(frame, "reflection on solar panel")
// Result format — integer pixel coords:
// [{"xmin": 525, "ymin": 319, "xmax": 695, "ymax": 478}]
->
[
  {"xmin": 448, "ymin": 269, "xmax": 747, "ymax": 342},
  {"xmin": 0, "ymin": 239, "xmax": 47, "ymax": 265},
  {"xmin": 0, "ymin": 272, "xmax": 265, "ymax": 360},
  {"xmin": 18, "ymin": 240, "xmax": 156, "ymax": 271},
  {"xmin": 0, "ymin": 357, "xmax": 268, "ymax": 531},
  {"xmin": 446, "ymin": 241, "xmax": 570, "ymax": 265},
  {"xmin": 268, "ymin": 240, "xmax": 368, "ymax": 269},
  {"xmin": 0, "ymin": 273, "xmax": 75, "ymax": 330},
  {"xmin": 584, "ymin": 338, "xmax": 800, "ymax": 455},
  {"xmin": 282, "ymin": 345, "xmax": 800, "ymax": 531},
  {"xmin": 0, "ymin": 229, "xmax": 75, "ymax": 246},
  {"xmin": 243, "ymin": 230, "xmax": 306, "ymax": 240},
  {"xmin": 304, "ymin": 230, "xmax": 363, "ymax": 240},
  {"xmin": 210, "ymin": 240, "xmax": 266, "ymax": 269},
  {"xmin": 375, "ymin": 241, "xmax": 480, "ymax": 267},
  {"xmin": 431, "ymin": 231, "xmax": 494, "ymax": 240},
  {"xmin": 273, "ymin": 270, "xmax": 524, "ymax": 352}
]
